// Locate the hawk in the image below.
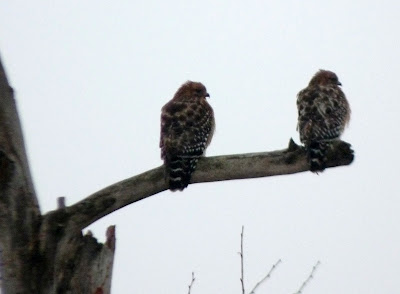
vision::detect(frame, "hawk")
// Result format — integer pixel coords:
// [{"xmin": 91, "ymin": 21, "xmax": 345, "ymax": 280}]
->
[
  {"xmin": 160, "ymin": 81, "xmax": 215, "ymax": 191},
  {"xmin": 297, "ymin": 70, "xmax": 351, "ymax": 172}
]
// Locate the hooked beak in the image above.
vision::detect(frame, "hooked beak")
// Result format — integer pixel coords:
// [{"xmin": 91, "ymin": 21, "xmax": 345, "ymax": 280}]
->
[
  {"xmin": 205, "ymin": 93, "xmax": 210, "ymax": 98},
  {"xmin": 337, "ymin": 81, "xmax": 342, "ymax": 86}
]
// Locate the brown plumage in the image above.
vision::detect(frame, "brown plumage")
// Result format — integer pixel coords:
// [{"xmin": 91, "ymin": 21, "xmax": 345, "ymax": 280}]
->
[
  {"xmin": 297, "ymin": 70, "xmax": 351, "ymax": 172},
  {"xmin": 160, "ymin": 81, "xmax": 215, "ymax": 191}
]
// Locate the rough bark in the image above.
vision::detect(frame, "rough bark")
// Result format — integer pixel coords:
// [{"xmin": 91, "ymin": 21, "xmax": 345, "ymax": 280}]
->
[
  {"xmin": 0, "ymin": 55, "xmax": 41, "ymax": 293},
  {"xmin": 0, "ymin": 52, "xmax": 354, "ymax": 293}
]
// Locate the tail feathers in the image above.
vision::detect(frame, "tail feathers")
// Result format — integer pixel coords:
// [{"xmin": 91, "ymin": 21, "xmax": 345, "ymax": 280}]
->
[
  {"xmin": 166, "ymin": 156, "xmax": 198, "ymax": 191},
  {"xmin": 307, "ymin": 141, "xmax": 329, "ymax": 173}
]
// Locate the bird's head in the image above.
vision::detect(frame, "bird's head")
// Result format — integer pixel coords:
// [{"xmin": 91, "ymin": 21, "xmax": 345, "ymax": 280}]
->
[
  {"xmin": 309, "ymin": 70, "xmax": 342, "ymax": 87},
  {"xmin": 174, "ymin": 81, "xmax": 210, "ymax": 100}
]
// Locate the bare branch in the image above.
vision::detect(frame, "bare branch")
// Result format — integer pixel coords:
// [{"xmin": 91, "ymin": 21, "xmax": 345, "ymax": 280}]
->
[
  {"xmin": 239, "ymin": 226, "xmax": 245, "ymax": 294},
  {"xmin": 294, "ymin": 261, "xmax": 321, "ymax": 294},
  {"xmin": 249, "ymin": 259, "xmax": 282, "ymax": 294},
  {"xmin": 187, "ymin": 272, "xmax": 195, "ymax": 294},
  {"xmin": 45, "ymin": 139, "xmax": 354, "ymax": 232}
]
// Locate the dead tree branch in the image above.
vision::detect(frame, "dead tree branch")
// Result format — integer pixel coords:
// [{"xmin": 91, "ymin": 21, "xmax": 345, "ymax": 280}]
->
[{"xmin": 50, "ymin": 139, "xmax": 354, "ymax": 232}]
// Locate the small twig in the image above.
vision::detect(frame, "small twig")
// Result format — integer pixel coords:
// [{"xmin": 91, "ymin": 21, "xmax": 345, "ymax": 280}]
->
[
  {"xmin": 57, "ymin": 196, "xmax": 66, "ymax": 209},
  {"xmin": 239, "ymin": 226, "xmax": 245, "ymax": 294},
  {"xmin": 249, "ymin": 259, "xmax": 282, "ymax": 294},
  {"xmin": 294, "ymin": 261, "xmax": 321, "ymax": 294},
  {"xmin": 187, "ymin": 272, "xmax": 195, "ymax": 294}
]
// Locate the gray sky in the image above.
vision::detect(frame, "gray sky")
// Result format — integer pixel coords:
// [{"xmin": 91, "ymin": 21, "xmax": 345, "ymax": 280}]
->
[{"xmin": 1, "ymin": 1, "xmax": 399, "ymax": 293}]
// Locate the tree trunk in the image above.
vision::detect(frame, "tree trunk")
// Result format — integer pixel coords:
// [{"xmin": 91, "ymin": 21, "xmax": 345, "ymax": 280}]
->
[{"xmin": 0, "ymin": 55, "xmax": 116, "ymax": 294}]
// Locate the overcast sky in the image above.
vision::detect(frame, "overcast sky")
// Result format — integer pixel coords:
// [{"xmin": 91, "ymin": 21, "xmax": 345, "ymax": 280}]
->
[{"xmin": 1, "ymin": 1, "xmax": 399, "ymax": 293}]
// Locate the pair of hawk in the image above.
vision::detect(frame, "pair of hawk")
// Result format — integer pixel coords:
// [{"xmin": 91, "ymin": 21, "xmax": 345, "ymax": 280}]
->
[{"xmin": 160, "ymin": 70, "xmax": 351, "ymax": 191}]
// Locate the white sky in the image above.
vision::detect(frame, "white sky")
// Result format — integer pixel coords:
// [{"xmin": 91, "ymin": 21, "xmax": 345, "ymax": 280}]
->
[{"xmin": 1, "ymin": 1, "xmax": 399, "ymax": 293}]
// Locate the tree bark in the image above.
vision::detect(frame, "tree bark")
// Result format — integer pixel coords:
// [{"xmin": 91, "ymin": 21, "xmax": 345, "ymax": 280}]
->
[
  {"xmin": 0, "ymin": 53, "xmax": 354, "ymax": 293},
  {"xmin": 0, "ymin": 54, "xmax": 41, "ymax": 293}
]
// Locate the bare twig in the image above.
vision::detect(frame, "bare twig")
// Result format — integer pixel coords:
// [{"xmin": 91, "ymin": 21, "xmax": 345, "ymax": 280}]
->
[
  {"xmin": 239, "ymin": 226, "xmax": 245, "ymax": 294},
  {"xmin": 57, "ymin": 197, "xmax": 66, "ymax": 209},
  {"xmin": 249, "ymin": 259, "xmax": 282, "ymax": 294},
  {"xmin": 187, "ymin": 272, "xmax": 195, "ymax": 294},
  {"xmin": 294, "ymin": 261, "xmax": 321, "ymax": 294}
]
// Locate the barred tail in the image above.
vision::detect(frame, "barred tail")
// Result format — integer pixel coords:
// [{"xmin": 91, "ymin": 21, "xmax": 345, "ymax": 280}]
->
[
  {"xmin": 166, "ymin": 156, "xmax": 198, "ymax": 191},
  {"xmin": 307, "ymin": 141, "xmax": 329, "ymax": 173}
]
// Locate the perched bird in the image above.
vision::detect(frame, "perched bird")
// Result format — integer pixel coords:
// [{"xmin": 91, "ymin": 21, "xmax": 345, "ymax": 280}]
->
[
  {"xmin": 160, "ymin": 81, "xmax": 215, "ymax": 191},
  {"xmin": 297, "ymin": 70, "xmax": 351, "ymax": 172}
]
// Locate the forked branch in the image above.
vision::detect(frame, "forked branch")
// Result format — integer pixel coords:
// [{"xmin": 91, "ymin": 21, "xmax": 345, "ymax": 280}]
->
[{"xmin": 187, "ymin": 272, "xmax": 195, "ymax": 294}]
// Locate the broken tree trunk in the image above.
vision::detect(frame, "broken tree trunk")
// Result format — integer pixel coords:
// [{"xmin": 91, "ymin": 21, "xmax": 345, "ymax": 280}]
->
[{"xmin": 0, "ymin": 55, "xmax": 115, "ymax": 294}]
